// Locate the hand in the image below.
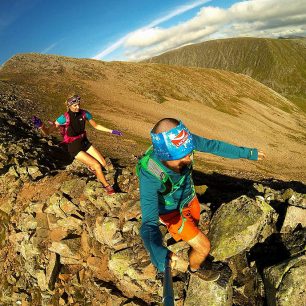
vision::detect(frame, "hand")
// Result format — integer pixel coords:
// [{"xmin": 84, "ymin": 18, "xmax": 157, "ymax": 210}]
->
[
  {"xmin": 258, "ymin": 150, "xmax": 266, "ymax": 160},
  {"xmin": 111, "ymin": 130, "xmax": 123, "ymax": 136},
  {"xmin": 169, "ymin": 252, "xmax": 189, "ymax": 272},
  {"xmin": 32, "ymin": 116, "xmax": 43, "ymax": 129}
]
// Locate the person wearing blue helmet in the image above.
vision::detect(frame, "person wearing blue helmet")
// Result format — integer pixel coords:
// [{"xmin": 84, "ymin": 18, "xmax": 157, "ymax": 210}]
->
[{"xmin": 137, "ymin": 118, "xmax": 265, "ymax": 280}]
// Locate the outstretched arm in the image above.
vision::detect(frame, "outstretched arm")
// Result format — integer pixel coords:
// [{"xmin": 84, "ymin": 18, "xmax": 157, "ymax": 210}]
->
[
  {"xmin": 32, "ymin": 116, "xmax": 59, "ymax": 135},
  {"xmin": 88, "ymin": 118, "xmax": 123, "ymax": 136},
  {"xmin": 192, "ymin": 133, "xmax": 265, "ymax": 161}
]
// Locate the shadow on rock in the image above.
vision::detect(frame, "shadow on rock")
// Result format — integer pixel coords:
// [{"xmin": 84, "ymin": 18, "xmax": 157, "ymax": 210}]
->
[{"xmin": 193, "ymin": 170, "xmax": 306, "ymax": 214}]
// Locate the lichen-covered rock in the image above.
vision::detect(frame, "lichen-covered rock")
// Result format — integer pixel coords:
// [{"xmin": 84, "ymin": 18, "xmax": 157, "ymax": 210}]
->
[
  {"xmin": 0, "ymin": 210, "xmax": 9, "ymax": 248},
  {"xmin": 48, "ymin": 238, "xmax": 82, "ymax": 262},
  {"xmin": 93, "ymin": 216, "xmax": 122, "ymax": 247},
  {"xmin": 56, "ymin": 215, "xmax": 83, "ymax": 231},
  {"xmin": 282, "ymin": 189, "xmax": 306, "ymax": 208},
  {"xmin": 208, "ymin": 196, "xmax": 278, "ymax": 261},
  {"xmin": 27, "ymin": 166, "xmax": 43, "ymax": 180},
  {"xmin": 185, "ymin": 265, "xmax": 233, "ymax": 306},
  {"xmin": 45, "ymin": 252, "xmax": 61, "ymax": 290},
  {"xmin": 253, "ymin": 184, "xmax": 306, "ymax": 209},
  {"xmin": 281, "ymin": 205, "xmax": 306, "ymax": 232},
  {"xmin": 84, "ymin": 181, "xmax": 108, "ymax": 210},
  {"xmin": 108, "ymin": 247, "xmax": 159, "ymax": 297},
  {"xmin": 263, "ymin": 254, "xmax": 306, "ymax": 306},
  {"xmin": 60, "ymin": 177, "xmax": 87, "ymax": 199}
]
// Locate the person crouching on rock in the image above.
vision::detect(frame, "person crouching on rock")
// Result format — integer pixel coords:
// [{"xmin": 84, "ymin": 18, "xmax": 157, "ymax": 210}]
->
[
  {"xmin": 137, "ymin": 118, "xmax": 265, "ymax": 280},
  {"xmin": 32, "ymin": 94, "xmax": 122, "ymax": 195}
]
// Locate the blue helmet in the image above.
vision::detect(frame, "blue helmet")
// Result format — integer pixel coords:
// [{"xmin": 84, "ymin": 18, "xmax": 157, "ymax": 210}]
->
[{"xmin": 151, "ymin": 121, "xmax": 194, "ymax": 160}]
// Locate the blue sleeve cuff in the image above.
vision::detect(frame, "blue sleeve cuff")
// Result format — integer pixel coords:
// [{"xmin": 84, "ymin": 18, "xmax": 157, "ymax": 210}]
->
[
  {"xmin": 85, "ymin": 111, "xmax": 93, "ymax": 120},
  {"xmin": 249, "ymin": 148, "xmax": 258, "ymax": 160},
  {"xmin": 56, "ymin": 114, "xmax": 66, "ymax": 125}
]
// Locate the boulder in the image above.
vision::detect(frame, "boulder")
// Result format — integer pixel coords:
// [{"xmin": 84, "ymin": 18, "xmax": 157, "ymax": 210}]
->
[
  {"xmin": 119, "ymin": 199, "xmax": 142, "ymax": 221},
  {"xmin": 45, "ymin": 252, "xmax": 61, "ymax": 290},
  {"xmin": 281, "ymin": 205, "xmax": 306, "ymax": 232},
  {"xmin": 108, "ymin": 248, "xmax": 158, "ymax": 296},
  {"xmin": 0, "ymin": 210, "xmax": 9, "ymax": 248},
  {"xmin": 27, "ymin": 166, "xmax": 43, "ymax": 180},
  {"xmin": 17, "ymin": 213, "xmax": 37, "ymax": 232},
  {"xmin": 263, "ymin": 254, "xmax": 306, "ymax": 306},
  {"xmin": 48, "ymin": 238, "xmax": 82, "ymax": 263},
  {"xmin": 84, "ymin": 181, "xmax": 108, "ymax": 211},
  {"xmin": 49, "ymin": 227, "xmax": 68, "ymax": 241},
  {"xmin": 35, "ymin": 270, "xmax": 48, "ymax": 291},
  {"xmin": 86, "ymin": 255, "xmax": 110, "ymax": 280},
  {"xmin": 253, "ymin": 184, "xmax": 306, "ymax": 209},
  {"xmin": 282, "ymin": 189, "xmax": 306, "ymax": 208},
  {"xmin": 0, "ymin": 197, "xmax": 15, "ymax": 214},
  {"xmin": 60, "ymin": 177, "xmax": 86, "ymax": 199},
  {"xmin": 93, "ymin": 216, "xmax": 122, "ymax": 247},
  {"xmin": 122, "ymin": 220, "xmax": 138, "ymax": 233},
  {"xmin": 56, "ymin": 216, "xmax": 83, "ymax": 231},
  {"xmin": 185, "ymin": 265, "xmax": 233, "ymax": 306},
  {"xmin": 45, "ymin": 192, "xmax": 68, "ymax": 218},
  {"xmin": 208, "ymin": 196, "xmax": 278, "ymax": 261}
]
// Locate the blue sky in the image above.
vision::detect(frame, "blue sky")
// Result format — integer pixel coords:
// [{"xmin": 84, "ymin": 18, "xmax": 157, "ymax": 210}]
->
[{"xmin": 0, "ymin": 0, "xmax": 305, "ymax": 65}]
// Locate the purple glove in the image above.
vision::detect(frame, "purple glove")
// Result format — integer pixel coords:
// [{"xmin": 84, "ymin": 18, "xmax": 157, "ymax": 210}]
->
[
  {"xmin": 32, "ymin": 116, "xmax": 43, "ymax": 129},
  {"xmin": 111, "ymin": 130, "xmax": 123, "ymax": 136}
]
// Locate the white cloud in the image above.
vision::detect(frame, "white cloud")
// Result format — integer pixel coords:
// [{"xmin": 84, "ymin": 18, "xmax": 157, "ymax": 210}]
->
[
  {"xmin": 41, "ymin": 42, "xmax": 58, "ymax": 54},
  {"xmin": 93, "ymin": 0, "xmax": 306, "ymax": 61},
  {"xmin": 92, "ymin": 0, "xmax": 210, "ymax": 60},
  {"xmin": 92, "ymin": 36, "xmax": 129, "ymax": 60}
]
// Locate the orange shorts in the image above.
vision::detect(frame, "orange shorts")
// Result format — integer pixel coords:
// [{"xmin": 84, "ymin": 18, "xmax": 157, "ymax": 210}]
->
[{"xmin": 159, "ymin": 196, "xmax": 200, "ymax": 242}]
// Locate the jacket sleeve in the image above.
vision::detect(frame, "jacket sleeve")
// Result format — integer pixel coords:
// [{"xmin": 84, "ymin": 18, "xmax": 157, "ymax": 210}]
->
[
  {"xmin": 55, "ymin": 114, "xmax": 66, "ymax": 125},
  {"xmin": 192, "ymin": 133, "xmax": 258, "ymax": 160},
  {"xmin": 139, "ymin": 167, "xmax": 170, "ymax": 272},
  {"xmin": 85, "ymin": 110, "xmax": 93, "ymax": 120}
]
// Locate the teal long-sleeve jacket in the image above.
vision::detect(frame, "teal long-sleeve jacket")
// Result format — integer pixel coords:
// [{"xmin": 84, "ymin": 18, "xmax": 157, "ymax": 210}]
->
[{"xmin": 138, "ymin": 134, "xmax": 258, "ymax": 272}]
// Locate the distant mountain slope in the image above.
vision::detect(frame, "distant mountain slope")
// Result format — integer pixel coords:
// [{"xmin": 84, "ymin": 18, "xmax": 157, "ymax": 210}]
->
[
  {"xmin": 147, "ymin": 37, "xmax": 306, "ymax": 111},
  {"xmin": 0, "ymin": 53, "xmax": 305, "ymax": 181}
]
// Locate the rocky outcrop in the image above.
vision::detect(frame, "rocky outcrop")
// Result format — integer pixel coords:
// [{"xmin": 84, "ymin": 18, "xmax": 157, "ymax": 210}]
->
[
  {"xmin": 0, "ymin": 100, "xmax": 305, "ymax": 305},
  {"xmin": 263, "ymin": 254, "xmax": 306, "ymax": 306},
  {"xmin": 208, "ymin": 195, "xmax": 278, "ymax": 261},
  {"xmin": 185, "ymin": 264, "xmax": 233, "ymax": 306}
]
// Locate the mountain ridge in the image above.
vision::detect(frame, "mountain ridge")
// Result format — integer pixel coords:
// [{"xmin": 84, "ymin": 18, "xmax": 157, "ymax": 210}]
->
[{"xmin": 146, "ymin": 37, "xmax": 306, "ymax": 111}]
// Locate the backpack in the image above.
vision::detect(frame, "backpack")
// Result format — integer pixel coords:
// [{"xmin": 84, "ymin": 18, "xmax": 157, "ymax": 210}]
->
[
  {"xmin": 136, "ymin": 146, "xmax": 196, "ymax": 234},
  {"xmin": 59, "ymin": 110, "xmax": 87, "ymax": 144},
  {"xmin": 136, "ymin": 146, "xmax": 195, "ymax": 197}
]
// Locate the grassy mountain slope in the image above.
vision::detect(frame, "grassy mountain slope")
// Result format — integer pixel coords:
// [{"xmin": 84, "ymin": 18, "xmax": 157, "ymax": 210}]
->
[
  {"xmin": 0, "ymin": 53, "xmax": 305, "ymax": 182},
  {"xmin": 147, "ymin": 37, "xmax": 306, "ymax": 111}
]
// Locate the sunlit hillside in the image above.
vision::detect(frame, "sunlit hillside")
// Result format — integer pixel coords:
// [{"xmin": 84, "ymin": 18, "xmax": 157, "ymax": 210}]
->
[
  {"xmin": 147, "ymin": 37, "xmax": 306, "ymax": 112},
  {"xmin": 0, "ymin": 53, "xmax": 305, "ymax": 181}
]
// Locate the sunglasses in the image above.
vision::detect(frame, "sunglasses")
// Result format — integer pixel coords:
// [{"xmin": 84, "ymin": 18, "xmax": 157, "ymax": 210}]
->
[{"xmin": 67, "ymin": 95, "xmax": 81, "ymax": 106}]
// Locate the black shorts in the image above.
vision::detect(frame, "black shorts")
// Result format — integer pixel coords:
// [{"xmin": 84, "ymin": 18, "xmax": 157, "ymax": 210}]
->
[{"xmin": 68, "ymin": 137, "xmax": 92, "ymax": 158}]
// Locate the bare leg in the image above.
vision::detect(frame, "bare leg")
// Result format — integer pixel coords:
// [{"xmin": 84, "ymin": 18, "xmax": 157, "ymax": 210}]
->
[
  {"xmin": 75, "ymin": 151, "xmax": 109, "ymax": 187},
  {"xmin": 86, "ymin": 145, "xmax": 108, "ymax": 170},
  {"xmin": 187, "ymin": 231, "xmax": 211, "ymax": 270}
]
